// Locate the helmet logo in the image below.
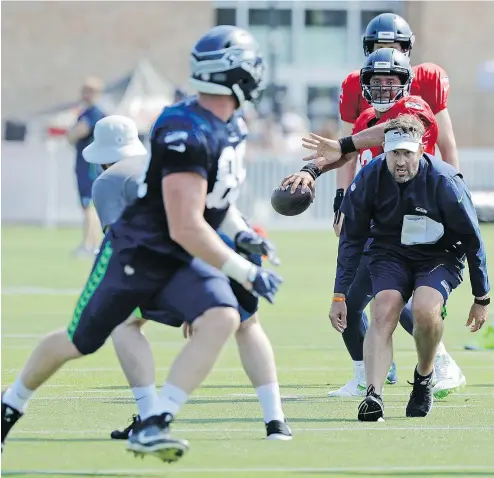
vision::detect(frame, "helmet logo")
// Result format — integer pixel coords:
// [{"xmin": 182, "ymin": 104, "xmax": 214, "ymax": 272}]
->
[
  {"xmin": 374, "ymin": 61, "xmax": 391, "ymax": 69},
  {"xmin": 377, "ymin": 31, "xmax": 395, "ymax": 40}
]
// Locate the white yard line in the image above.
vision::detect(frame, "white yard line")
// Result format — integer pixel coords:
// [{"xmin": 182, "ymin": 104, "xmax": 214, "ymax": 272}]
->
[
  {"xmin": 3, "ymin": 465, "xmax": 494, "ymax": 475},
  {"xmin": 2, "ymin": 287, "xmax": 81, "ymax": 295},
  {"xmin": 4, "ymin": 465, "xmax": 494, "ymax": 475},
  {"xmin": 12, "ymin": 425, "xmax": 494, "ymax": 435}
]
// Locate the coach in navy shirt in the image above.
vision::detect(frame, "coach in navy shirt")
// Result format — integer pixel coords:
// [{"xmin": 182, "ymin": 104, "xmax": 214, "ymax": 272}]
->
[
  {"xmin": 330, "ymin": 114, "xmax": 490, "ymax": 422},
  {"xmin": 67, "ymin": 77, "xmax": 106, "ymax": 257}
]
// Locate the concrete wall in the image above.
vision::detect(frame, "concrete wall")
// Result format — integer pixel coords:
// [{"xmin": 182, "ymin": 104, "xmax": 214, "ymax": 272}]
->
[
  {"xmin": 405, "ymin": 1, "xmax": 494, "ymax": 147},
  {"xmin": 1, "ymin": 1, "xmax": 213, "ymax": 118}
]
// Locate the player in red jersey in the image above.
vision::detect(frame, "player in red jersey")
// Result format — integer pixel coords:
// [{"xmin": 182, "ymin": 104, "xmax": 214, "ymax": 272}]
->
[
  {"xmin": 335, "ymin": 13, "xmax": 464, "ymax": 398},
  {"xmin": 281, "ymin": 48, "xmax": 465, "ymax": 399},
  {"xmin": 339, "ymin": 13, "xmax": 457, "ymax": 178}
]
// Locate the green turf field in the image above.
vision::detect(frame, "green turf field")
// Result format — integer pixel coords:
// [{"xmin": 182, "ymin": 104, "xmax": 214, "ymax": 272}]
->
[{"xmin": 2, "ymin": 225, "xmax": 494, "ymax": 477}]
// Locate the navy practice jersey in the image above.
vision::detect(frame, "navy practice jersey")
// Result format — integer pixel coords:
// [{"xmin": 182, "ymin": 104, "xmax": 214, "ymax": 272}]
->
[
  {"xmin": 334, "ymin": 154, "xmax": 490, "ymax": 298},
  {"xmin": 112, "ymin": 97, "xmax": 248, "ymax": 262}
]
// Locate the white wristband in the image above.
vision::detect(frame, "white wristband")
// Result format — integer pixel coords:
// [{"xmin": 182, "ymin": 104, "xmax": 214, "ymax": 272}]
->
[{"xmin": 221, "ymin": 253, "xmax": 257, "ymax": 284}]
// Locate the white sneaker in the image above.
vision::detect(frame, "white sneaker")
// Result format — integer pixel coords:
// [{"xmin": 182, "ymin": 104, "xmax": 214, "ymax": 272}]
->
[
  {"xmin": 328, "ymin": 378, "xmax": 367, "ymax": 397},
  {"xmin": 432, "ymin": 353, "xmax": 466, "ymax": 399},
  {"xmin": 328, "ymin": 362, "xmax": 366, "ymax": 398}
]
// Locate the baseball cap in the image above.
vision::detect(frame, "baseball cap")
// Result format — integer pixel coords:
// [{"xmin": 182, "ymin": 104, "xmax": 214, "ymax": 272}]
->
[
  {"xmin": 383, "ymin": 128, "xmax": 422, "ymax": 153},
  {"xmin": 83, "ymin": 115, "xmax": 147, "ymax": 165}
]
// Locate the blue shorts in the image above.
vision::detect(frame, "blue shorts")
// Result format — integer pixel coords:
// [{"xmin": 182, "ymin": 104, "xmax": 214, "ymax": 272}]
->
[
  {"xmin": 142, "ymin": 232, "xmax": 260, "ymax": 325},
  {"xmin": 76, "ymin": 162, "xmax": 102, "ymax": 208},
  {"xmin": 68, "ymin": 232, "xmax": 239, "ymax": 355},
  {"xmin": 369, "ymin": 256, "xmax": 462, "ymax": 305}
]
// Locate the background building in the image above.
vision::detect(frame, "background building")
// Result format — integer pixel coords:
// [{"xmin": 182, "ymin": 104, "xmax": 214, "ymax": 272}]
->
[{"xmin": 2, "ymin": 1, "xmax": 493, "ymax": 227}]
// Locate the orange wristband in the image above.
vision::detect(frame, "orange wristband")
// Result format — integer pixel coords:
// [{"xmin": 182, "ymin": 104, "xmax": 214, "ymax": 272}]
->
[{"xmin": 332, "ymin": 296, "xmax": 345, "ymax": 302}]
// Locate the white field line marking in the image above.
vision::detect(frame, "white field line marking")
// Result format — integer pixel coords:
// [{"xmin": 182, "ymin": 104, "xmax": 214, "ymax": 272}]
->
[
  {"xmin": 26, "ymin": 395, "xmax": 483, "ymax": 408},
  {"xmin": 3, "ymin": 465, "xmax": 494, "ymax": 475},
  {"xmin": 12, "ymin": 426, "xmax": 494, "ymax": 435},
  {"xmin": 24, "ymin": 391, "xmax": 494, "ymax": 399},
  {"xmin": 4, "ymin": 361, "xmax": 494, "ymax": 373},
  {"xmin": 3, "ymin": 287, "xmax": 81, "ymax": 295}
]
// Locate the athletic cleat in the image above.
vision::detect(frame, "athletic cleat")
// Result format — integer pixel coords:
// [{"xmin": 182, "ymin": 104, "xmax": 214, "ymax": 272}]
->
[
  {"xmin": 357, "ymin": 385, "xmax": 384, "ymax": 422},
  {"xmin": 265, "ymin": 420, "xmax": 292, "ymax": 440},
  {"xmin": 1, "ymin": 398, "xmax": 23, "ymax": 452},
  {"xmin": 432, "ymin": 353, "xmax": 466, "ymax": 399},
  {"xmin": 406, "ymin": 369, "xmax": 433, "ymax": 417},
  {"xmin": 328, "ymin": 361, "xmax": 366, "ymax": 398},
  {"xmin": 126, "ymin": 412, "xmax": 189, "ymax": 463},
  {"xmin": 464, "ymin": 325, "xmax": 494, "ymax": 351},
  {"xmin": 386, "ymin": 361, "xmax": 398, "ymax": 385},
  {"xmin": 328, "ymin": 378, "xmax": 367, "ymax": 397},
  {"xmin": 111, "ymin": 414, "xmax": 140, "ymax": 440}
]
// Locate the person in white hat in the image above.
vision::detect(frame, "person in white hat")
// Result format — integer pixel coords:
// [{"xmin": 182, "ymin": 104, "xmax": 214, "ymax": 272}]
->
[{"xmin": 83, "ymin": 115, "xmax": 148, "ymax": 229}]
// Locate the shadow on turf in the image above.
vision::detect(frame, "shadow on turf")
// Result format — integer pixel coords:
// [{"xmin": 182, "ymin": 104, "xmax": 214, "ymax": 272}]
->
[
  {"xmin": 176, "ymin": 417, "xmax": 367, "ymax": 424},
  {"xmin": 9, "ymin": 437, "xmax": 110, "ymax": 443},
  {"xmin": 92, "ymin": 384, "xmax": 329, "ymax": 390}
]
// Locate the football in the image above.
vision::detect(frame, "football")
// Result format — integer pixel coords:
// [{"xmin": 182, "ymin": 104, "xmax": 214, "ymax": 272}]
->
[{"xmin": 271, "ymin": 185, "xmax": 313, "ymax": 216}]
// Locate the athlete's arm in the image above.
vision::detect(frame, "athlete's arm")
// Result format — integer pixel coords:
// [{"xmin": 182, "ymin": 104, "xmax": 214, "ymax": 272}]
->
[
  {"xmin": 435, "ymin": 109, "xmax": 459, "ymax": 170},
  {"xmin": 67, "ymin": 119, "xmax": 90, "ymax": 145},
  {"xmin": 219, "ymin": 206, "xmax": 250, "ymax": 238},
  {"xmin": 336, "ymin": 121, "xmax": 358, "ymax": 191},
  {"xmin": 163, "ymin": 172, "xmax": 256, "ymax": 286}
]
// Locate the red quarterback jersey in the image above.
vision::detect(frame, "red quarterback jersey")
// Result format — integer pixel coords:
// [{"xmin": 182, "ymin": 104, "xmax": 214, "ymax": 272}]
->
[
  {"xmin": 339, "ymin": 62, "xmax": 450, "ymax": 124},
  {"xmin": 352, "ymin": 95, "xmax": 439, "ymax": 168}
]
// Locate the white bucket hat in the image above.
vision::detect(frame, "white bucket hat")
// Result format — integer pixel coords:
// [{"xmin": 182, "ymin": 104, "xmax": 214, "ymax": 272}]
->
[{"xmin": 83, "ymin": 115, "xmax": 147, "ymax": 165}]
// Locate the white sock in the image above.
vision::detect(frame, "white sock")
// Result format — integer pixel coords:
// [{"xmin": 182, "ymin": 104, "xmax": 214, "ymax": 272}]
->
[
  {"xmin": 436, "ymin": 342, "xmax": 447, "ymax": 356},
  {"xmin": 3, "ymin": 378, "xmax": 34, "ymax": 412},
  {"xmin": 132, "ymin": 385, "xmax": 159, "ymax": 420},
  {"xmin": 159, "ymin": 383, "xmax": 189, "ymax": 417},
  {"xmin": 255, "ymin": 382, "xmax": 284, "ymax": 423},
  {"xmin": 353, "ymin": 361, "xmax": 366, "ymax": 384}
]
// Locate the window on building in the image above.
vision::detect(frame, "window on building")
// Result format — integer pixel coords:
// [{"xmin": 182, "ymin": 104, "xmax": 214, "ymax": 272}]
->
[
  {"xmin": 248, "ymin": 9, "xmax": 292, "ymax": 64},
  {"xmin": 257, "ymin": 84, "xmax": 288, "ymax": 118},
  {"xmin": 302, "ymin": 10, "xmax": 348, "ymax": 67},
  {"xmin": 360, "ymin": 10, "xmax": 395, "ymax": 33},
  {"xmin": 215, "ymin": 8, "xmax": 236, "ymax": 26}
]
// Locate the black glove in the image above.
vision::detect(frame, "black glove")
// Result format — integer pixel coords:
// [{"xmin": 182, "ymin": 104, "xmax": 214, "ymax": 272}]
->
[{"xmin": 333, "ymin": 188, "xmax": 344, "ymax": 226}]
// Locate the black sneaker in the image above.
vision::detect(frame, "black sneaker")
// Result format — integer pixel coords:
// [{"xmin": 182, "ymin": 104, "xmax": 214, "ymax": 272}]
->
[
  {"xmin": 111, "ymin": 414, "xmax": 141, "ymax": 440},
  {"xmin": 266, "ymin": 420, "xmax": 292, "ymax": 441},
  {"xmin": 406, "ymin": 368, "xmax": 433, "ymax": 417},
  {"xmin": 2, "ymin": 399, "xmax": 23, "ymax": 452},
  {"xmin": 357, "ymin": 385, "xmax": 384, "ymax": 422},
  {"xmin": 127, "ymin": 412, "xmax": 189, "ymax": 463}
]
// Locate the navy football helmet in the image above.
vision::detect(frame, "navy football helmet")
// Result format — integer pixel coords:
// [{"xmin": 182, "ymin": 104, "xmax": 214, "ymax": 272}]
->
[
  {"xmin": 189, "ymin": 25, "xmax": 265, "ymax": 106},
  {"xmin": 360, "ymin": 48, "xmax": 414, "ymax": 112},
  {"xmin": 363, "ymin": 13, "xmax": 415, "ymax": 57}
]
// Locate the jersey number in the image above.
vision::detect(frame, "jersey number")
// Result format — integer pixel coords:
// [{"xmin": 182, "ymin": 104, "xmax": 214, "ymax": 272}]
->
[
  {"xmin": 358, "ymin": 149, "xmax": 373, "ymax": 168},
  {"xmin": 206, "ymin": 143, "xmax": 246, "ymax": 210},
  {"xmin": 135, "ymin": 142, "xmax": 246, "ymax": 207}
]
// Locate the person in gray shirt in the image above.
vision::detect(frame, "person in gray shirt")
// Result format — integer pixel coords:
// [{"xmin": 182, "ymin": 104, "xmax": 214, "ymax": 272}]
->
[
  {"xmin": 83, "ymin": 115, "xmax": 148, "ymax": 230},
  {"xmin": 82, "ymin": 115, "xmax": 291, "ymax": 442}
]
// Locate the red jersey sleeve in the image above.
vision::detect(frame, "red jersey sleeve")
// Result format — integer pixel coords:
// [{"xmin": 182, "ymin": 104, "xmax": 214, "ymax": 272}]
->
[
  {"xmin": 352, "ymin": 108, "xmax": 374, "ymax": 135},
  {"xmin": 393, "ymin": 96, "xmax": 439, "ymax": 154},
  {"xmin": 339, "ymin": 71, "xmax": 363, "ymax": 124},
  {"xmin": 412, "ymin": 63, "xmax": 450, "ymax": 115},
  {"xmin": 352, "ymin": 108, "xmax": 381, "ymax": 166}
]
